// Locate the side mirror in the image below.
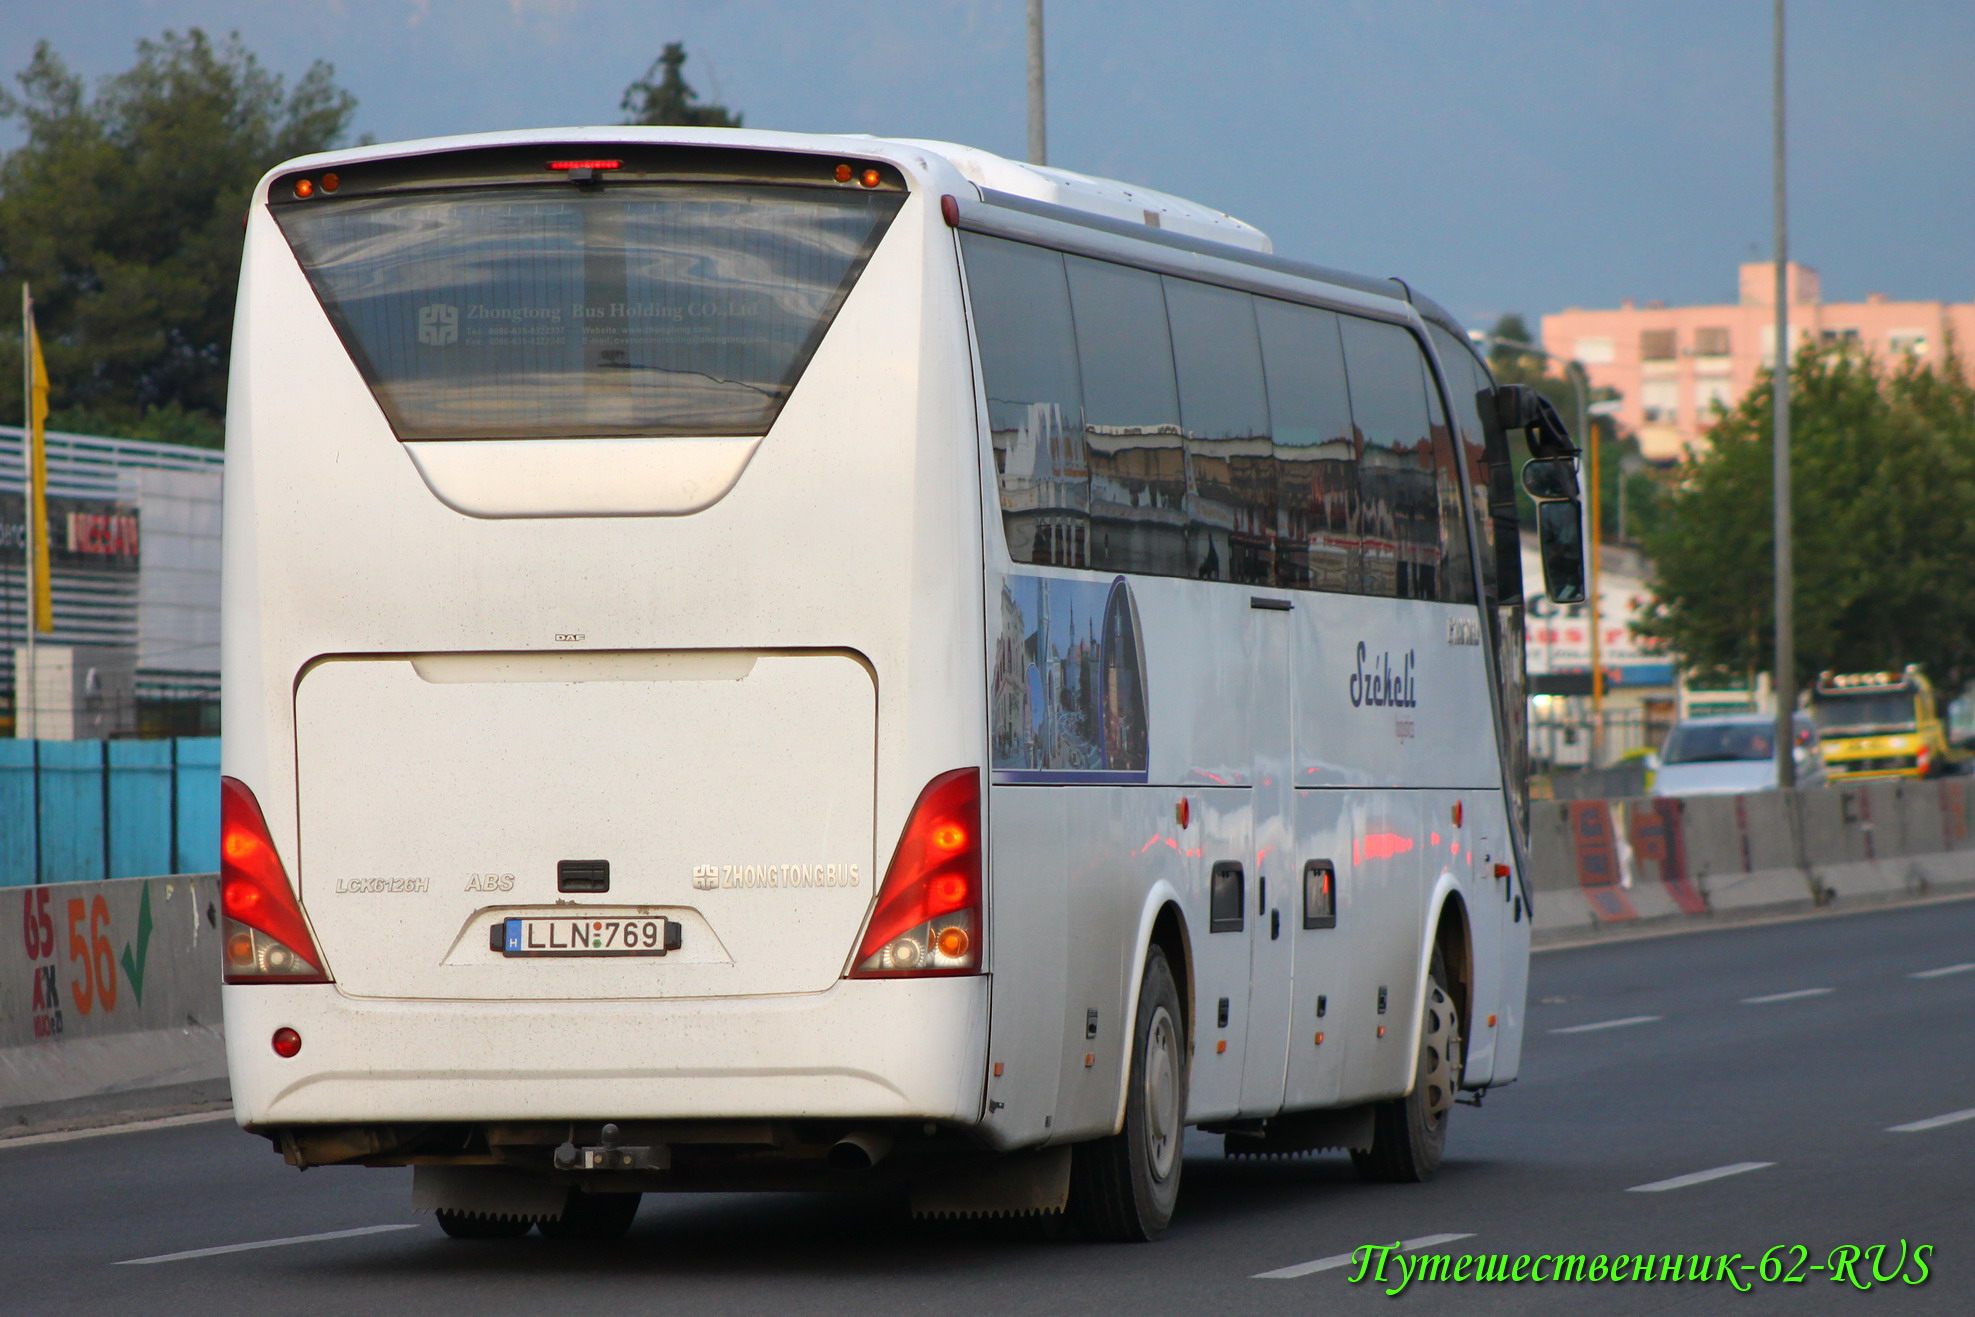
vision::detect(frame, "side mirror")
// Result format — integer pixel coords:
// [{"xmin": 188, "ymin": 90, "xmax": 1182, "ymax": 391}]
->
[
  {"xmin": 1521, "ymin": 456, "xmax": 1587, "ymax": 604},
  {"xmin": 1536, "ymin": 499, "xmax": 1586, "ymax": 604},
  {"xmin": 1492, "ymin": 384, "xmax": 1576, "ymax": 458}
]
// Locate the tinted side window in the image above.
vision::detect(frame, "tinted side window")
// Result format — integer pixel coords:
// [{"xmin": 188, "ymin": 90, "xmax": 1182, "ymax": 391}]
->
[
  {"xmin": 1165, "ymin": 277, "xmax": 1274, "ymax": 584},
  {"xmin": 1066, "ymin": 256, "xmax": 1189, "ymax": 577},
  {"xmin": 963, "ymin": 234, "xmax": 1089, "ymax": 567},
  {"xmin": 1429, "ymin": 326, "xmax": 1520, "ymax": 603},
  {"xmin": 1257, "ymin": 298, "xmax": 1357, "ymax": 593},
  {"xmin": 1420, "ymin": 363, "xmax": 1476, "ymax": 603},
  {"xmin": 1341, "ymin": 318, "xmax": 1443, "ymax": 601}
]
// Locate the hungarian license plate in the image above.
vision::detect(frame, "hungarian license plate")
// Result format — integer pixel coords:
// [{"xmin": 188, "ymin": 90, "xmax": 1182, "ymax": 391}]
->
[{"xmin": 498, "ymin": 915, "xmax": 675, "ymax": 957}]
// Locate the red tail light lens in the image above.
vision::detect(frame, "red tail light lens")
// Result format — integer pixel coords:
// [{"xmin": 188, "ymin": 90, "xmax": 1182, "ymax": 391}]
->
[
  {"xmin": 221, "ymin": 776, "xmax": 329, "ymax": 984},
  {"xmin": 850, "ymin": 768, "xmax": 981, "ymax": 977}
]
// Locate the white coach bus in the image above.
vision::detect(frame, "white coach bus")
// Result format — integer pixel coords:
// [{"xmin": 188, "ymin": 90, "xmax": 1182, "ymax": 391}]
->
[{"xmin": 221, "ymin": 127, "xmax": 1585, "ymax": 1242}]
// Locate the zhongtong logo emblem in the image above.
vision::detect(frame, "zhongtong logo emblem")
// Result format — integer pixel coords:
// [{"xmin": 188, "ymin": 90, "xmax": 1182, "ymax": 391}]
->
[{"xmin": 418, "ymin": 303, "xmax": 458, "ymax": 346}]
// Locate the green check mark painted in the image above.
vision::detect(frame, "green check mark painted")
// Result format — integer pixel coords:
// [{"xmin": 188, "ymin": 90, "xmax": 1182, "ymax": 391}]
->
[{"xmin": 120, "ymin": 883, "xmax": 155, "ymax": 1005}]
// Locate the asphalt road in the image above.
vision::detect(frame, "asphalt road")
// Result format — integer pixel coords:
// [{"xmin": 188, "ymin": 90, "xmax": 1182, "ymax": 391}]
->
[{"xmin": 6, "ymin": 898, "xmax": 1974, "ymax": 1315}]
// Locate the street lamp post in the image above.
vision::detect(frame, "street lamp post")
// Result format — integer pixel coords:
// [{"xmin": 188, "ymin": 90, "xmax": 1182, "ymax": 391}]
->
[
  {"xmin": 1772, "ymin": 0, "xmax": 1796, "ymax": 788},
  {"xmin": 1027, "ymin": 0, "xmax": 1047, "ymax": 166}
]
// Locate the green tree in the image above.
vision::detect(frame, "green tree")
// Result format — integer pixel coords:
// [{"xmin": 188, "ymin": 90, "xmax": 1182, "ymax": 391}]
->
[
  {"xmin": 1639, "ymin": 345, "xmax": 1975, "ymax": 688},
  {"xmin": 620, "ymin": 43, "xmax": 742, "ymax": 127},
  {"xmin": 0, "ymin": 30, "xmax": 357, "ymax": 448}
]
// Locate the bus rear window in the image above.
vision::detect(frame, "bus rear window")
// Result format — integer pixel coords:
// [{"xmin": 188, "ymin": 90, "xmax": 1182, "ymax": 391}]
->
[{"xmin": 274, "ymin": 182, "xmax": 902, "ymax": 439}]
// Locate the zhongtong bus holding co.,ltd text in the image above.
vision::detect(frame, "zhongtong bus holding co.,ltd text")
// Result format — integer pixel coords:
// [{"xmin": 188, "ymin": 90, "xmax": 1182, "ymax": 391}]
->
[{"xmin": 221, "ymin": 127, "xmax": 1586, "ymax": 1240}]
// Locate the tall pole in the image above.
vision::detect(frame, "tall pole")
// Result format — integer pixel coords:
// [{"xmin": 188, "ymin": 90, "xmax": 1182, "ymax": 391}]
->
[
  {"xmin": 1026, "ymin": 0, "xmax": 1047, "ymax": 166},
  {"xmin": 1583, "ymin": 365, "xmax": 1604, "ymax": 766},
  {"xmin": 1772, "ymin": 0, "xmax": 1796, "ymax": 787},
  {"xmin": 19, "ymin": 284, "xmax": 35, "ymax": 741}
]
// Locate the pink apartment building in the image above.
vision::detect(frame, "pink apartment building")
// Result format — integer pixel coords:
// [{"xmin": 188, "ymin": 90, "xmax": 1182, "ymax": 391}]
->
[{"xmin": 1541, "ymin": 262, "xmax": 1975, "ymax": 461}]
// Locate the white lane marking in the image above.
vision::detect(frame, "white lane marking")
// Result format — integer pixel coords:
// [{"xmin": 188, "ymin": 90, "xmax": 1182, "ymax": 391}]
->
[
  {"xmin": 0, "ymin": 1110, "xmax": 233, "ymax": 1152},
  {"xmin": 1741, "ymin": 987, "xmax": 1834, "ymax": 1004},
  {"xmin": 1253, "ymin": 1232, "xmax": 1474, "ymax": 1280},
  {"xmin": 1627, "ymin": 1162, "xmax": 1773, "ymax": 1193},
  {"xmin": 116, "ymin": 1223, "xmax": 421, "ymax": 1265},
  {"xmin": 1888, "ymin": 1108, "xmax": 1975, "ymax": 1133},
  {"xmin": 1550, "ymin": 1015, "xmax": 1663, "ymax": 1034},
  {"xmin": 1909, "ymin": 963, "xmax": 1975, "ymax": 980}
]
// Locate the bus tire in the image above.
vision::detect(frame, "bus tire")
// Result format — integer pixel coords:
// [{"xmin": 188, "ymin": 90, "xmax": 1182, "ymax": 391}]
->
[
  {"xmin": 537, "ymin": 1189, "xmax": 642, "ymax": 1241},
  {"xmin": 435, "ymin": 1209, "xmax": 533, "ymax": 1240},
  {"xmin": 1352, "ymin": 948, "xmax": 1462, "ymax": 1184},
  {"xmin": 1069, "ymin": 946, "xmax": 1187, "ymax": 1241}
]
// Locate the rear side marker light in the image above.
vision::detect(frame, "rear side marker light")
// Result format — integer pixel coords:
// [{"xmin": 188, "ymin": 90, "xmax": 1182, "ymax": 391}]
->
[
  {"xmin": 271, "ymin": 1028, "xmax": 302, "ymax": 1058},
  {"xmin": 221, "ymin": 776, "xmax": 330, "ymax": 984},
  {"xmin": 850, "ymin": 768, "xmax": 981, "ymax": 977},
  {"xmin": 940, "ymin": 193, "xmax": 959, "ymax": 227}
]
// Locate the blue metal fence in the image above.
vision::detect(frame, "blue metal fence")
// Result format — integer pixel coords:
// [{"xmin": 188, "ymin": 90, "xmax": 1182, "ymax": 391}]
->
[{"xmin": 0, "ymin": 738, "xmax": 219, "ymax": 886}]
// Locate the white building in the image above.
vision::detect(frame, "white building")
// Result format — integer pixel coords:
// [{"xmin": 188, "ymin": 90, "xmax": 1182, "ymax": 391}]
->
[{"xmin": 0, "ymin": 427, "xmax": 222, "ymax": 735}]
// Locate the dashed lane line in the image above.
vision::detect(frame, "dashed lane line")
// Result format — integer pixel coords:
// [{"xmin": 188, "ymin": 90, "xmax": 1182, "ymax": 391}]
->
[
  {"xmin": 1908, "ymin": 963, "xmax": 1975, "ymax": 980},
  {"xmin": 1741, "ymin": 987, "xmax": 1834, "ymax": 1004},
  {"xmin": 1627, "ymin": 1162, "xmax": 1773, "ymax": 1193},
  {"xmin": 0, "ymin": 1110, "xmax": 233, "ymax": 1151},
  {"xmin": 116, "ymin": 1224, "xmax": 421, "ymax": 1265},
  {"xmin": 1254, "ymin": 1233, "xmax": 1475, "ymax": 1280},
  {"xmin": 1550, "ymin": 1015, "xmax": 1663, "ymax": 1034},
  {"xmin": 1888, "ymin": 1109, "xmax": 1975, "ymax": 1134}
]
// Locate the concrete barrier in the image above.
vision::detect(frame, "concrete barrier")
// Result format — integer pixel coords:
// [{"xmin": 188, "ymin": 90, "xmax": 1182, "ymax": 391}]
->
[
  {"xmin": 1531, "ymin": 780, "xmax": 1975, "ymax": 944},
  {"xmin": 0, "ymin": 873, "xmax": 224, "ymax": 1129}
]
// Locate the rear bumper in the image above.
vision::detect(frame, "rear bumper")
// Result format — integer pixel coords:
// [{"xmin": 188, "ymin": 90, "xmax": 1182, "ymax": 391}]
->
[{"xmin": 224, "ymin": 976, "xmax": 990, "ymax": 1126}]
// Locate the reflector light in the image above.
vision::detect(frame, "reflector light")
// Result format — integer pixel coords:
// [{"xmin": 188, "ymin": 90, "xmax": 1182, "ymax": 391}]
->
[
  {"xmin": 547, "ymin": 159, "xmax": 622, "ymax": 170},
  {"xmin": 271, "ymin": 1027, "xmax": 302, "ymax": 1058},
  {"xmin": 849, "ymin": 768, "xmax": 982, "ymax": 977},
  {"xmin": 292, "ymin": 178, "xmax": 314, "ymax": 199},
  {"xmin": 221, "ymin": 776, "xmax": 330, "ymax": 984}
]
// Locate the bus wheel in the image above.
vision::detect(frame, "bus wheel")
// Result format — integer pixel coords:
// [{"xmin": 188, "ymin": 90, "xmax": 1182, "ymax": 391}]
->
[
  {"xmin": 435, "ymin": 1210, "xmax": 533, "ymax": 1239},
  {"xmin": 1069, "ymin": 946, "xmax": 1187, "ymax": 1241},
  {"xmin": 538, "ymin": 1189, "xmax": 642, "ymax": 1241},
  {"xmin": 1352, "ymin": 949, "xmax": 1462, "ymax": 1184}
]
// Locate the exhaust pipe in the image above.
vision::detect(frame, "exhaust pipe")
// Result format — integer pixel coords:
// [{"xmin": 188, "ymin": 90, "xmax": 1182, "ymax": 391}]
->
[{"xmin": 827, "ymin": 1131, "xmax": 892, "ymax": 1171}]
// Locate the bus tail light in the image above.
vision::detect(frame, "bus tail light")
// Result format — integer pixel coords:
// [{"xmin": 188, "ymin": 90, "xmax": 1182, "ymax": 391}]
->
[
  {"xmin": 850, "ymin": 768, "xmax": 981, "ymax": 977},
  {"xmin": 221, "ymin": 776, "xmax": 330, "ymax": 984}
]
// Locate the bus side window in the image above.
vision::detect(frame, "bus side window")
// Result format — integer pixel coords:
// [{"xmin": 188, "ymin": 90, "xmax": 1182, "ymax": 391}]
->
[
  {"xmin": 1164, "ymin": 276, "xmax": 1274, "ymax": 585},
  {"xmin": 961, "ymin": 234, "xmax": 1090, "ymax": 568},
  {"xmin": 1257, "ymin": 298, "xmax": 1358, "ymax": 596},
  {"xmin": 1420, "ymin": 356, "xmax": 1478, "ymax": 605},
  {"xmin": 1340, "ymin": 317, "xmax": 1471, "ymax": 602},
  {"xmin": 1065, "ymin": 256, "xmax": 1188, "ymax": 579}
]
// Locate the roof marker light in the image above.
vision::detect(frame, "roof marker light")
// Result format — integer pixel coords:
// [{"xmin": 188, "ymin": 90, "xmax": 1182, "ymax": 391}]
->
[
  {"xmin": 835, "ymin": 163, "xmax": 854, "ymax": 183},
  {"xmin": 292, "ymin": 178, "xmax": 314, "ymax": 199},
  {"xmin": 320, "ymin": 172, "xmax": 340, "ymax": 193},
  {"xmin": 859, "ymin": 168, "xmax": 881, "ymax": 188}
]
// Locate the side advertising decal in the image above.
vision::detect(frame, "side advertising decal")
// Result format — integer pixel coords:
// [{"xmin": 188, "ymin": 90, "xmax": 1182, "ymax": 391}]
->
[{"xmin": 992, "ymin": 574, "xmax": 1148, "ymax": 783}]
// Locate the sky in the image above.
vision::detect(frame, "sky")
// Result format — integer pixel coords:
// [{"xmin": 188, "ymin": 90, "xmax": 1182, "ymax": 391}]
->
[{"xmin": 4, "ymin": 0, "xmax": 1972, "ymax": 330}]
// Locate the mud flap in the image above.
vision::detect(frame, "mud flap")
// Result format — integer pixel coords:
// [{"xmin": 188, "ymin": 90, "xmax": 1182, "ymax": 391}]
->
[
  {"xmin": 909, "ymin": 1146, "xmax": 1073, "ymax": 1219},
  {"xmin": 412, "ymin": 1165, "xmax": 568, "ymax": 1222}
]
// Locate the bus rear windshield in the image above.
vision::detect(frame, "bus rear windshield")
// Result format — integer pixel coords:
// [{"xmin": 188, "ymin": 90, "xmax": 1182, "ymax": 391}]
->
[
  {"xmin": 1811, "ymin": 692, "xmax": 1918, "ymax": 733},
  {"xmin": 275, "ymin": 183, "xmax": 902, "ymax": 439}
]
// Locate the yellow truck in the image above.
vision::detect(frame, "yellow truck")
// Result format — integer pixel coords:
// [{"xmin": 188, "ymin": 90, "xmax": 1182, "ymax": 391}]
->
[{"xmin": 1809, "ymin": 667, "xmax": 1963, "ymax": 781}]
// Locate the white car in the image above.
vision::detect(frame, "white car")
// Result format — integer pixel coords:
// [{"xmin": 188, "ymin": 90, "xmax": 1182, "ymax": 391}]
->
[{"xmin": 1653, "ymin": 713, "xmax": 1826, "ymax": 796}]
